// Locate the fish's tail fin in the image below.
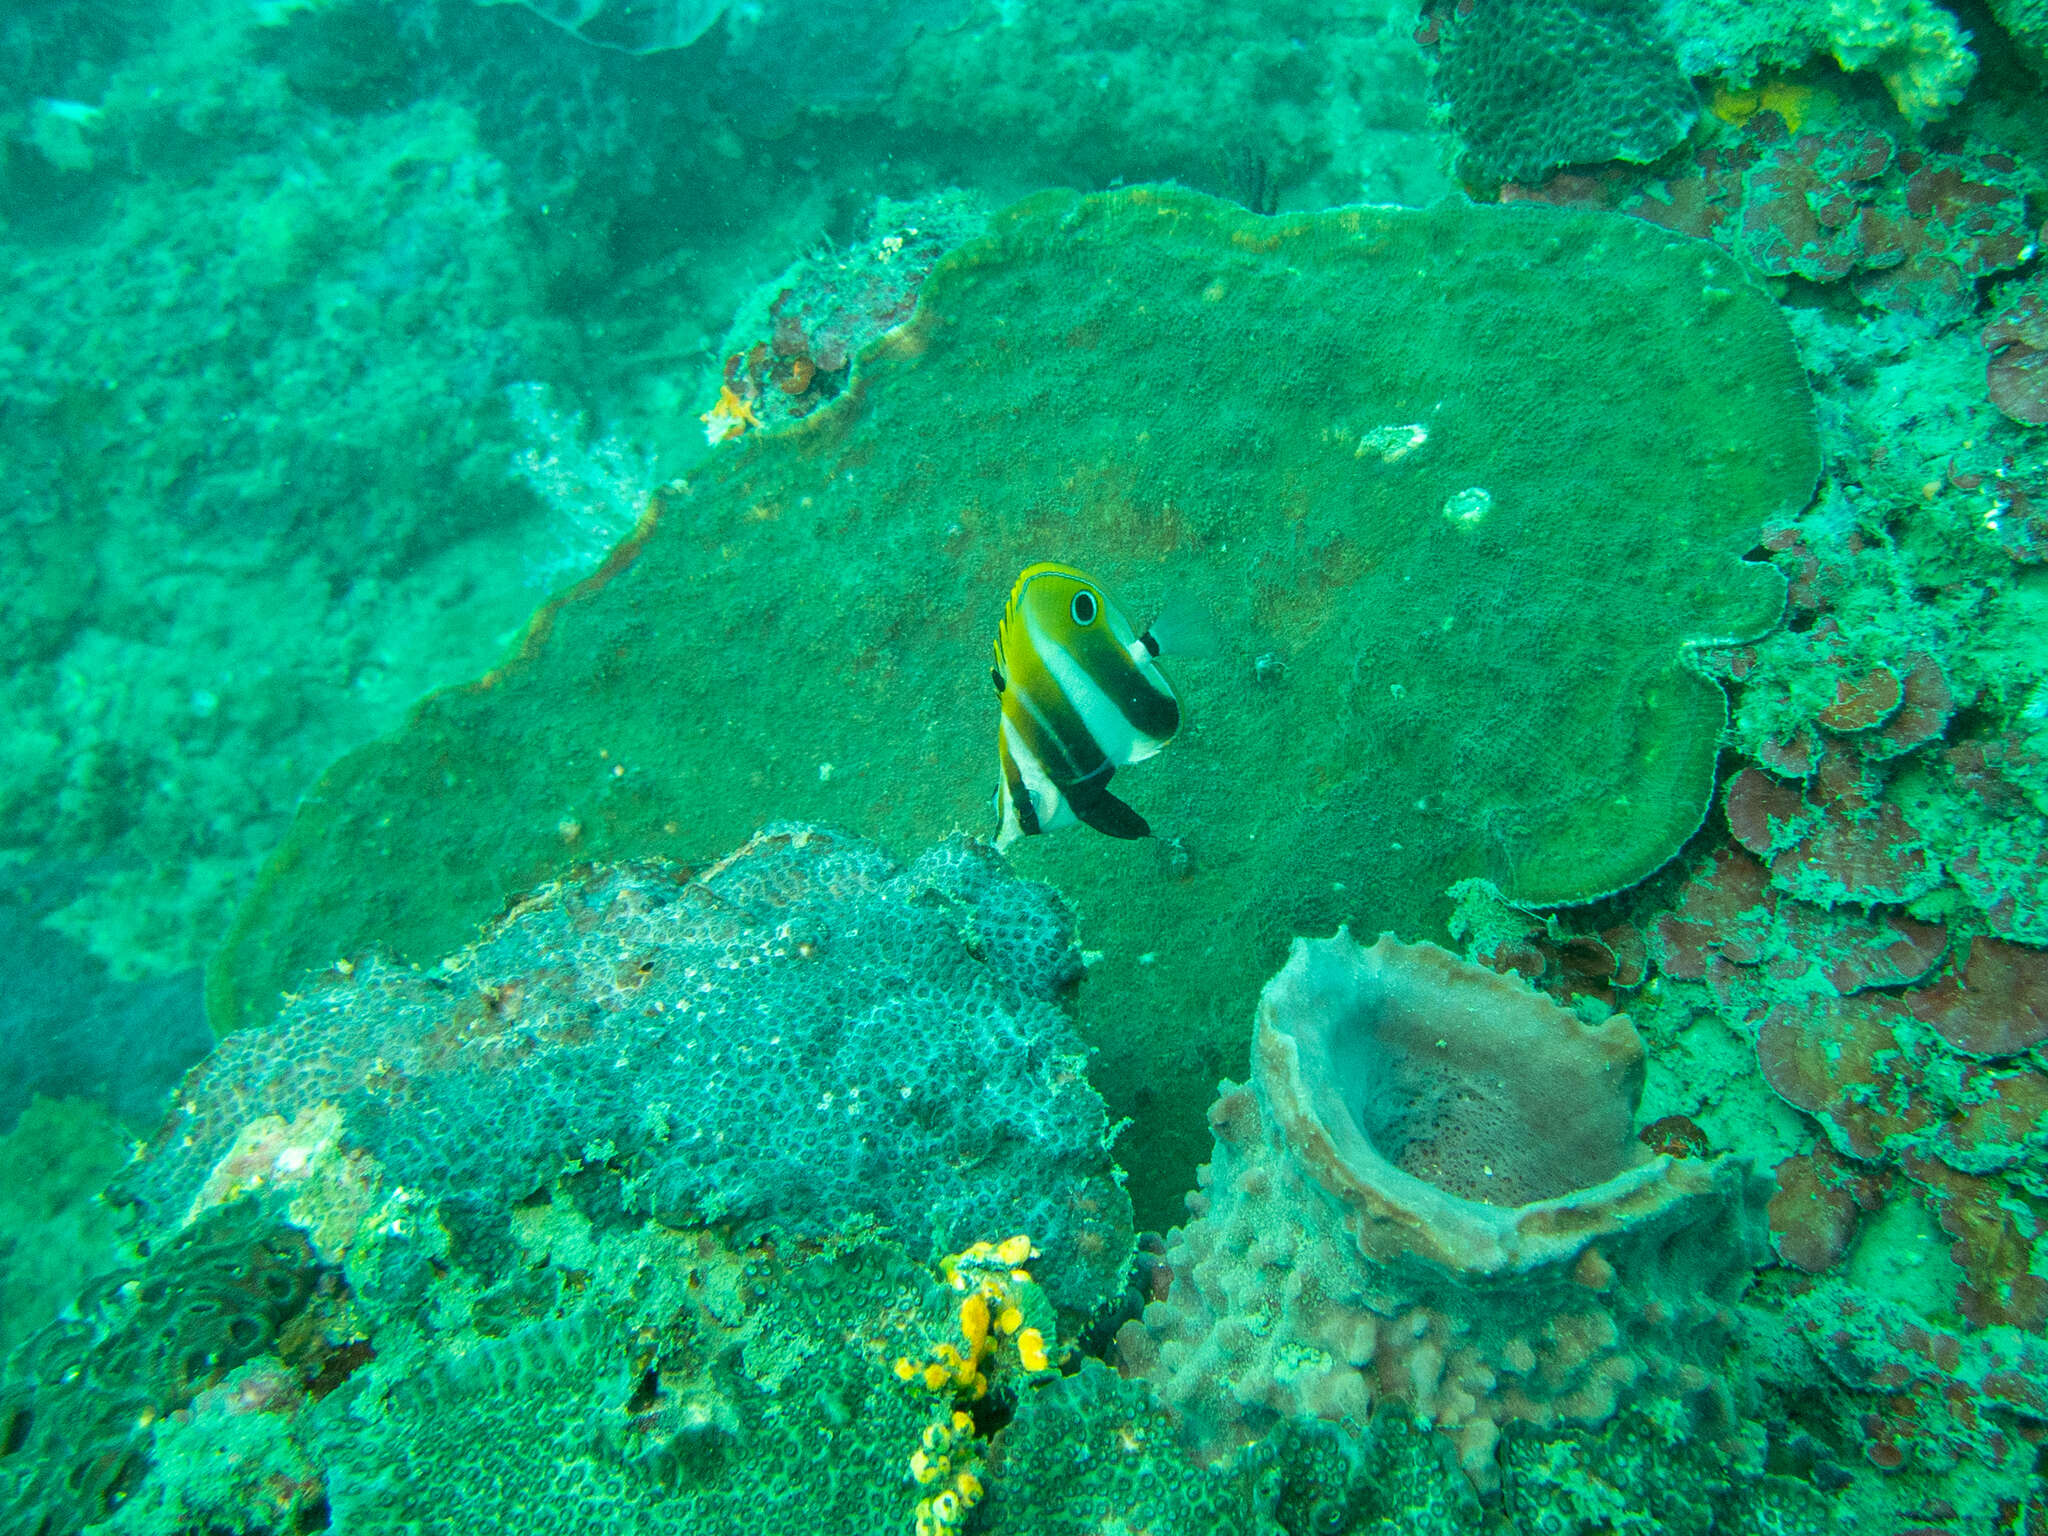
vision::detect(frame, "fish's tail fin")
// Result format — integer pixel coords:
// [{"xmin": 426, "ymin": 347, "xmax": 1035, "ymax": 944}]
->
[{"xmin": 1142, "ymin": 590, "xmax": 1219, "ymax": 660}]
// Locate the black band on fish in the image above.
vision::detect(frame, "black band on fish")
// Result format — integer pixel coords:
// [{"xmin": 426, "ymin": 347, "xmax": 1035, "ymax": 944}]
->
[{"xmin": 991, "ymin": 562, "xmax": 1178, "ymax": 848}]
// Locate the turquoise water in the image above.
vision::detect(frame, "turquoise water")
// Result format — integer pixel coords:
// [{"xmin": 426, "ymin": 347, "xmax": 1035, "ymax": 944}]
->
[{"xmin": 3, "ymin": 1, "xmax": 2047, "ymax": 1531}]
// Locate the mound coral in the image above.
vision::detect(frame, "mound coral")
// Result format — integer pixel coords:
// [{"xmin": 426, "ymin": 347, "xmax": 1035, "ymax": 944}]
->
[
  {"xmin": 125, "ymin": 826, "xmax": 1130, "ymax": 1315},
  {"xmin": 311, "ymin": 1241, "xmax": 950, "ymax": 1534},
  {"xmin": 1416, "ymin": 0, "xmax": 1698, "ymax": 183},
  {"xmin": 1116, "ymin": 930, "xmax": 1770, "ymax": 1491},
  {"xmin": 208, "ymin": 185, "xmax": 1817, "ymax": 1225}
]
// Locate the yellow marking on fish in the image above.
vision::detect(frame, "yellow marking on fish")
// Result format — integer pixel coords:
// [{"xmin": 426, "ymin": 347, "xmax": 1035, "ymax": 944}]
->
[{"xmin": 990, "ymin": 562, "xmax": 1178, "ymax": 848}]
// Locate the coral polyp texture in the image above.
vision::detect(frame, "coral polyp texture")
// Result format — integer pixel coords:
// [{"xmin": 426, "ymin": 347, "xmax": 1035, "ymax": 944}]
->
[
  {"xmin": 121, "ymin": 825, "xmax": 1130, "ymax": 1315},
  {"xmin": 1116, "ymin": 931, "xmax": 1769, "ymax": 1491},
  {"xmin": 209, "ymin": 184, "xmax": 1818, "ymax": 1224},
  {"xmin": 1417, "ymin": 0, "xmax": 1699, "ymax": 184},
  {"xmin": 0, "ymin": 1198, "xmax": 320, "ymax": 1536}
]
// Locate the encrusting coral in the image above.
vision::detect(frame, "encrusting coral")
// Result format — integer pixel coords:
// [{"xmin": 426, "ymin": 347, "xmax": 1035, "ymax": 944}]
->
[
  {"xmin": 1118, "ymin": 930, "xmax": 1770, "ymax": 1492},
  {"xmin": 120, "ymin": 824, "xmax": 1131, "ymax": 1317}
]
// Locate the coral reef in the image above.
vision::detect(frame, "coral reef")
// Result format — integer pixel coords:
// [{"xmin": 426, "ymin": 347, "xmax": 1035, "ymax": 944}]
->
[
  {"xmin": 1512, "ymin": 109, "xmax": 2035, "ymax": 326},
  {"xmin": 0, "ymin": 1199, "xmax": 320, "ymax": 1536},
  {"xmin": 1663, "ymin": 0, "xmax": 1979, "ymax": 124},
  {"xmin": 884, "ymin": 0, "xmax": 1445, "ymax": 207},
  {"xmin": 311, "ymin": 1241, "xmax": 956, "ymax": 1534},
  {"xmin": 1992, "ymin": 0, "xmax": 2048, "ymax": 75},
  {"xmin": 707, "ymin": 190, "xmax": 991, "ymax": 439},
  {"xmin": 0, "ymin": 0, "xmax": 1451, "ymax": 1007},
  {"xmin": 0, "ymin": 0, "xmax": 591, "ymax": 982},
  {"xmin": 1787, "ymin": 1282, "xmax": 2048, "ymax": 1473},
  {"xmin": 1118, "ymin": 931, "xmax": 1770, "ymax": 1491},
  {"xmin": 1417, "ymin": 0, "xmax": 1699, "ymax": 184},
  {"xmin": 6, "ymin": 0, "xmax": 2047, "ymax": 1520},
  {"xmin": 122, "ymin": 825, "xmax": 1130, "ymax": 1315},
  {"xmin": 1985, "ymin": 275, "xmax": 2048, "ymax": 425},
  {"xmin": 207, "ymin": 184, "xmax": 1818, "ymax": 1230}
]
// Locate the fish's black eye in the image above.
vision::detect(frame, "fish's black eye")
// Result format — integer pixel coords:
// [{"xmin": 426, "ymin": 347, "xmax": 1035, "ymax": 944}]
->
[
  {"xmin": 1071, "ymin": 590, "xmax": 1098, "ymax": 626},
  {"xmin": 991, "ymin": 668, "xmax": 1005, "ymax": 694}
]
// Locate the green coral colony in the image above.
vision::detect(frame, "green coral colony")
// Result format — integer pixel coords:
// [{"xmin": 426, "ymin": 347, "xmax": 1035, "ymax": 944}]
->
[{"xmin": 5, "ymin": 1, "xmax": 2048, "ymax": 1534}]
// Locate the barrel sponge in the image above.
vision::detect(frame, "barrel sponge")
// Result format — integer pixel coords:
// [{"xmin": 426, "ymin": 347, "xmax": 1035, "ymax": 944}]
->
[
  {"xmin": 1426, "ymin": 0, "xmax": 1699, "ymax": 184},
  {"xmin": 1117, "ymin": 930, "xmax": 1770, "ymax": 1492},
  {"xmin": 117, "ymin": 825, "xmax": 1126, "ymax": 1315}
]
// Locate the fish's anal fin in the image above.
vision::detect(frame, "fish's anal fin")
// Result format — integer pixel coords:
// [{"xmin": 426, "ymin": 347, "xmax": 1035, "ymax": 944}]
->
[{"xmin": 1067, "ymin": 781, "xmax": 1151, "ymax": 840}]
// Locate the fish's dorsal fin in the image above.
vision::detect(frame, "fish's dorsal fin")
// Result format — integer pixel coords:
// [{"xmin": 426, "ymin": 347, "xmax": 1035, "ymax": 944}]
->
[{"xmin": 1066, "ymin": 780, "xmax": 1151, "ymax": 840}]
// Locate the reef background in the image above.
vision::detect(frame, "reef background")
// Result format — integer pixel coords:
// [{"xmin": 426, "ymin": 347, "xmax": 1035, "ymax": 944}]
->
[{"xmin": 4, "ymin": 0, "xmax": 2048, "ymax": 1532}]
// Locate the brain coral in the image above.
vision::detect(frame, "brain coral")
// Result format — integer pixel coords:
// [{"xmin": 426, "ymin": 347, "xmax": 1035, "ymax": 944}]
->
[
  {"xmin": 1116, "ymin": 930, "xmax": 1770, "ymax": 1491},
  {"xmin": 210, "ymin": 185, "xmax": 1817, "ymax": 1227},
  {"xmin": 0, "ymin": 1199, "xmax": 318, "ymax": 1536},
  {"xmin": 124, "ymin": 826, "xmax": 1129, "ymax": 1315},
  {"xmin": 1419, "ymin": 0, "xmax": 1700, "ymax": 184}
]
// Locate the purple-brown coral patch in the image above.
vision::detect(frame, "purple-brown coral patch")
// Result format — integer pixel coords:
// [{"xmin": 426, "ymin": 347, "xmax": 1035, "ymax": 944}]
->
[
  {"xmin": 1860, "ymin": 652, "xmax": 1953, "ymax": 758},
  {"xmin": 1810, "ymin": 908, "xmax": 1947, "ymax": 994},
  {"xmin": 1930, "ymin": 1065, "xmax": 2048, "ymax": 1174},
  {"xmin": 1725, "ymin": 767, "xmax": 1816, "ymax": 858},
  {"xmin": 1734, "ymin": 127, "xmax": 1892, "ymax": 281},
  {"xmin": 1817, "ymin": 665, "xmax": 1904, "ymax": 732},
  {"xmin": 1649, "ymin": 846, "xmax": 1775, "ymax": 982},
  {"xmin": 1903, "ymin": 1154, "xmax": 2048, "ymax": 1332},
  {"xmin": 1757, "ymin": 998, "xmax": 1931, "ymax": 1161},
  {"xmin": 1768, "ymin": 1144, "xmax": 1887, "ymax": 1272},
  {"xmin": 1770, "ymin": 799, "xmax": 1941, "ymax": 907},
  {"xmin": 1904, "ymin": 935, "xmax": 2048, "ymax": 1055},
  {"xmin": 1984, "ymin": 279, "xmax": 2048, "ymax": 426}
]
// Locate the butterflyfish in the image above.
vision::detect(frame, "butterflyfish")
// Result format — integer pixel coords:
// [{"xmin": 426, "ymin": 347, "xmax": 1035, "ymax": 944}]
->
[{"xmin": 990, "ymin": 562, "xmax": 1179, "ymax": 848}]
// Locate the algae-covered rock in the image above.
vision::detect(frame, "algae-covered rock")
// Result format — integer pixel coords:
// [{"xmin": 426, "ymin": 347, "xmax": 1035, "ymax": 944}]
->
[{"xmin": 210, "ymin": 187, "xmax": 1816, "ymax": 1222}]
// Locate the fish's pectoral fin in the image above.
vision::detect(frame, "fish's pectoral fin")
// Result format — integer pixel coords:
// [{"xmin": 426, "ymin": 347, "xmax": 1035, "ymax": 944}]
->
[{"xmin": 1066, "ymin": 780, "xmax": 1151, "ymax": 840}]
